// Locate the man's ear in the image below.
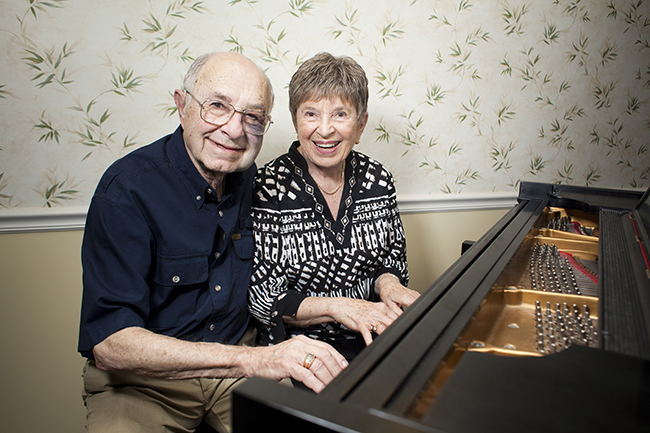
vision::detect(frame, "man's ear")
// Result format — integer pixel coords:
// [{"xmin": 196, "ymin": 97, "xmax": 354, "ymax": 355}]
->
[{"xmin": 173, "ymin": 89, "xmax": 186, "ymax": 128}]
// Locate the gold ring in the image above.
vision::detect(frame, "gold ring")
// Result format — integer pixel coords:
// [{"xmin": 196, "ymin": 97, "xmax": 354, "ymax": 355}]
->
[{"xmin": 303, "ymin": 353, "xmax": 316, "ymax": 369}]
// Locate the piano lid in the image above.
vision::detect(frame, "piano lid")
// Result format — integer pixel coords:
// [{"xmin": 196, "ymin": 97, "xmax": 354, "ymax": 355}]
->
[
  {"xmin": 633, "ymin": 185, "xmax": 650, "ymax": 265},
  {"xmin": 599, "ymin": 184, "xmax": 650, "ymax": 360}
]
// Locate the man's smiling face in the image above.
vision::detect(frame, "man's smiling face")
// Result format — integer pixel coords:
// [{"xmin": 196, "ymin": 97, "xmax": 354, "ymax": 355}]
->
[{"xmin": 175, "ymin": 52, "xmax": 271, "ymax": 187}]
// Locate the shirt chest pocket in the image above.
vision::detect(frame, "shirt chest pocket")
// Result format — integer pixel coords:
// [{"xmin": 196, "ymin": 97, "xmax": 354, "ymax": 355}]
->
[
  {"xmin": 231, "ymin": 214, "xmax": 254, "ymax": 260},
  {"xmin": 230, "ymin": 230, "xmax": 254, "ymax": 298},
  {"xmin": 153, "ymin": 254, "xmax": 209, "ymax": 287},
  {"xmin": 231, "ymin": 231, "xmax": 254, "ymax": 259}
]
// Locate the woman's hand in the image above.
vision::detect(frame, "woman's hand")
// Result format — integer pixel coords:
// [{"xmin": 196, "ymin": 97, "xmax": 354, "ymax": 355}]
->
[
  {"xmin": 375, "ymin": 273, "xmax": 420, "ymax": 316},
  {"xmin": 327, "ymin": 297, "xmax": 401, "ymax": 346},
  {"xmin": 285, "ymin": 296, "xmax": 402, "ymax": 346}
]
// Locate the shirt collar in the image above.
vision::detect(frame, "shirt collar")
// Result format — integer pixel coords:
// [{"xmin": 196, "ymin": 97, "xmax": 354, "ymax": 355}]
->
[
  {"xmin": 167, "ymin": 126, "xmax": 245, "ymax": 209},
  {"xmin": 288, "ymin": 141, "xmax": 307, "ymax": 171}
]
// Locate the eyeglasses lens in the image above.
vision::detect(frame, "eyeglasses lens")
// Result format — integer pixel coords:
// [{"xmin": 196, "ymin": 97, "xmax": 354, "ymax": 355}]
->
[{"xmin": 201, "ymin": 103, "xmax": 269, "ymax": 136}]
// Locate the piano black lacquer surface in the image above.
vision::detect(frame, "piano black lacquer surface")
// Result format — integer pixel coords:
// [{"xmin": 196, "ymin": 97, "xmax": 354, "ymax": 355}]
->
[{"xmin": 233, "ymin": 182, "xmax": 650, "ymax": 433}]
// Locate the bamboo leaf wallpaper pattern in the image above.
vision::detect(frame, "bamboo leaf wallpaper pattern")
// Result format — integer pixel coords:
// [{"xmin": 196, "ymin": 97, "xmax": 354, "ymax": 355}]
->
[{"xmin": 0, "ymin": 0, "xmax": 648, "ymax": 210}]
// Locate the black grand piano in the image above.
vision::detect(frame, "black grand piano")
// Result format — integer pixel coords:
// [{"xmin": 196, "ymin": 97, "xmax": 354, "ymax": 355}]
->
[{"xmin": 233, "ymin": 181, "xmax": 650, "ymax": 433}]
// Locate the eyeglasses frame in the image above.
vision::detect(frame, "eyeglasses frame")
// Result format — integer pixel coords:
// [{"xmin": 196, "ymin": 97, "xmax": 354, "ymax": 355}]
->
[{"xmin": 184, "ymin": 89, "xmax": 273, "ymax": 136}]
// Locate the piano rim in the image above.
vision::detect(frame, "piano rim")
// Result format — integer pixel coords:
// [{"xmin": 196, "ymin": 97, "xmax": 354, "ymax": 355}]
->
[{"xmin": 233, "ymin": 182, "xmax": 646, "ymax": 433}]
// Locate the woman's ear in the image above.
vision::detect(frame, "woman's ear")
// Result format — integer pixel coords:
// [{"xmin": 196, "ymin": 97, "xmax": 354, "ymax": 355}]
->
[{"xmin": 356, "ymin": 111, "xmax": 369, "ymax": 142}]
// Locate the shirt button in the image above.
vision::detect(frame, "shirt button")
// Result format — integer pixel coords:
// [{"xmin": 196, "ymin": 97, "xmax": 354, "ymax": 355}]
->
[
  {"xmin": 209, "ymin": 324, "xmax": 215, "ymax": 331},
  {"xmin": 218, "ymin": 210, "xmax": 224, "ymax": 217},
  {"xmin": 172, "ymin": 275, "xmax": 180, "ymax": 283},
  {"xmin": 207, "ymin": 188, "xmax": 213, "ymax": 195},
  {"xmin": 215, "ymin": 285, "xmax": 222, "ymax": 292},
  {"xmin": 214, "ymin": 252, "xmax": 220, "ymax": 260},
  {"xmin": 196, "ymin": 195, "xmax": 201, "ymax": 201}
]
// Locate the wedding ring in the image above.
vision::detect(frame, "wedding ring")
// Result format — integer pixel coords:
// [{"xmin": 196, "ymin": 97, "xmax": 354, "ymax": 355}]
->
[
  {"xmin": 371, "ymin": 324, "xmax": 379, "ymax": 333},
  {"xmin": 303, "ymin": 353, "xmax": 316, "ymax": 369}
]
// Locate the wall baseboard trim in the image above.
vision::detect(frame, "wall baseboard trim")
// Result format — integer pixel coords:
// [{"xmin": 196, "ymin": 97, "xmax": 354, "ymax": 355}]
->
[
  {"xmin": 0, "ymin": 206, "xmax": 89, "ymax": 234},
  {"xmin": 0, "ymin": 193, "xmax": 518, "ymax": 233},
  {"xmin": 398, "ymin": 192, "xmax": 517, "ymax": 214}
]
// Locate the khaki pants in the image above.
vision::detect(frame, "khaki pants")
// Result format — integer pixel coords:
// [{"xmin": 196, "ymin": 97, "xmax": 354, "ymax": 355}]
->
[{"xmin": 82, "ymin": 328, "xmax": 255, "ymax": 433}]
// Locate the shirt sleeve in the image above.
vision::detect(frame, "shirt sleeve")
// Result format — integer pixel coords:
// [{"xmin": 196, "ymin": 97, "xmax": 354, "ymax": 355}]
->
[
  {"xmin": 373, "ymin": 168, "xmax": 409, "ymax": 288},
  {"xmin": 78, "ymin": 194, "xmax": 154, "ymax": 358}
]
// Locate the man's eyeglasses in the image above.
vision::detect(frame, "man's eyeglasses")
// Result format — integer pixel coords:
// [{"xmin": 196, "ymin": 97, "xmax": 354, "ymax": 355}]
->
[{"xmin": 184, "ymin": 89, "xmax": 272, "ymax": 136}]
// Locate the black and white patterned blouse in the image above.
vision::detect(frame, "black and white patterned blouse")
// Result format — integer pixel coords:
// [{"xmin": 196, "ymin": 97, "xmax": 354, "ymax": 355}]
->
[{"xmin": 249, "ymin": 142, "xmax": 409, "ymax": 350}]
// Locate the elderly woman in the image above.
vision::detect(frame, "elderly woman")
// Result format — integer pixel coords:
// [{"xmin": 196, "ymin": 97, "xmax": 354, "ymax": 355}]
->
[{"xmin": 249, "ymin": 52, "xmax": 419, "ymax": 362}]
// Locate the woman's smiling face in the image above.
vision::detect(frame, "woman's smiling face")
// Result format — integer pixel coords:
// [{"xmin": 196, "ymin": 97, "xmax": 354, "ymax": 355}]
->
[{"xmin": 294, "ymin": 96, "xmax": 368, "ymax": 173}]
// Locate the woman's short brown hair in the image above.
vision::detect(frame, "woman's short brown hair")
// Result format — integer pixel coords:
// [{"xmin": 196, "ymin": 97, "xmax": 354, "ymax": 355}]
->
[{"xmin": 289, "ymin": 52, "xmax": 368, "ymax": 125}]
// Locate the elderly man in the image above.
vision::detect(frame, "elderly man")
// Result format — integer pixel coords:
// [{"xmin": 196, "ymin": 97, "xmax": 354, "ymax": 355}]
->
[{"xmin": 78, "ymin": 52, "xmax": 347, "ymax": 433}]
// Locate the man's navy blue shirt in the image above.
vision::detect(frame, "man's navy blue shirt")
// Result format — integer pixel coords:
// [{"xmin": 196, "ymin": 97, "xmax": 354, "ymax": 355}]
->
[{"xmin": 78, "ymin": 127, "xmax": 255, "ymax": 359}]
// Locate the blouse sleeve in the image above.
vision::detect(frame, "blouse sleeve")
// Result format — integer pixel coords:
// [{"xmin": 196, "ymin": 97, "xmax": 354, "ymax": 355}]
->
[
  {"xmin": 373, "ymin": 168, "xmax": 410, "ymax": 287},
  {"xmin": 248, "ymin": 165, "xmax": 306, "ymax": 342}
]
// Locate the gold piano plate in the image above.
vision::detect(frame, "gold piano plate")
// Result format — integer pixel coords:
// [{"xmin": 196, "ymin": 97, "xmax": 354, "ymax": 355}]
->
[
  {"xmin": 531, "ymin": 235, "xmax": 598, "ymax": 260},
  {"xmin": 537, "ymin": 228, "xmax": 599, "ymax": 242},
  {"xmin": 462, "ymin": 287, "xmax": 599, "ymax": 356},
  {"xmin": 408, "ymin": 288, "xmax": 600, "ymax": 420},
  {"xmin": 410, "ymin": 205, "xmax": 602, "ymax": 420},
  {"xmin": 545, "ymin": 207, "xmax": 599, "ymax": 233}
]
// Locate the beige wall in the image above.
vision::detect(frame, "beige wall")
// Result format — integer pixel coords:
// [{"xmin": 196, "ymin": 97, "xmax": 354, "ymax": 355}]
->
[
  {"xmin": 0, "ymin": 207, "xmax": 508, "ymax": 432},
  {"xmin": 0, "ymin": 230, "xmax": 86, "ymax": 432},
  {"xmin": 401, "ymin": 208, "xmax": 509, "ymax": 293}
]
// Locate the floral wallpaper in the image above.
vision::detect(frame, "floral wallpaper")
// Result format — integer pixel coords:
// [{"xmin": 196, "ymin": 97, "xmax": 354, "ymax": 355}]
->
[{"xmin": 0, "ymin": 0, "xmax": 649, "ymax": 213}]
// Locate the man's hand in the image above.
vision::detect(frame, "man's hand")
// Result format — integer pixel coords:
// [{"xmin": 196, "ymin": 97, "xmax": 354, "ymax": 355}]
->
[
  {"xmin": 247, "ymin": 335, "xmax": 348, "ymax": 393},
  {"xmin": 93, "ymin": 327, "xmax": 347, "ymax": 393}
]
